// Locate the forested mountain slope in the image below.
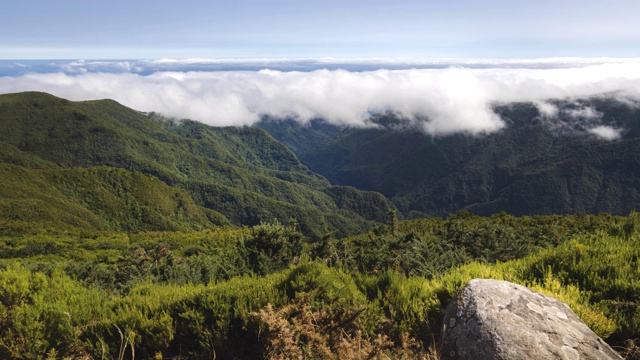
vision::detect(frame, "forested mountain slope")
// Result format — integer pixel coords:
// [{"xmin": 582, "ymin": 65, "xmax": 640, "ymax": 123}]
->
[
  {"xmin": 0, "ymin": 92, "xmax": 393, "ymax": 236},
  {"xmin": 2, "ymin": 93, "xmax": 640, "ymax": 359},
  {"xmin": 258, "ymin": 97, "xmax": 640, "ymax": 218}
]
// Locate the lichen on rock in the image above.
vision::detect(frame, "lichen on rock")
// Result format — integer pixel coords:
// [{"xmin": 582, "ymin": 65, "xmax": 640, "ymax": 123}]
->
[{"xmin": 440, "ymin": 279, "xmax": 622, "ymax": 360}]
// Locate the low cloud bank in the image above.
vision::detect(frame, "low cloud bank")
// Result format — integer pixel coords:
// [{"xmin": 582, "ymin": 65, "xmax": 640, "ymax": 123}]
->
[{"xmin": 1, "ymin": 59, "xmax": 640, "ymax": 135}]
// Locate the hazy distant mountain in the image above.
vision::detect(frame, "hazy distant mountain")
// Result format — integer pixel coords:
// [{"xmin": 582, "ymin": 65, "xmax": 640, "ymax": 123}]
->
[
  {"xmin": 0, "ymin": 92, "xmax": 393, "ymax": 236},
  {"xmin": 257, "ymin": 97, "xmax": 640, "ymax": 218}
]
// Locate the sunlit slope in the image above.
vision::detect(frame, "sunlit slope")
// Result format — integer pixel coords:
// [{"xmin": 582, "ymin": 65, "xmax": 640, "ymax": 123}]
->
[
  {"xmin": 0, "ymin": 92, "xmax": 394, "ymax": 236},
  {"xmin": 0, "ymin": 163, "xmax": 226, "ymax": 231}
]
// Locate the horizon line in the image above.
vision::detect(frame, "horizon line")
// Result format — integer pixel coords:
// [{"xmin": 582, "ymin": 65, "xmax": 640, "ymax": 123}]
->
[{"xmin": 2, "ymin": 56, "xmax": 640, "ymax": 62}]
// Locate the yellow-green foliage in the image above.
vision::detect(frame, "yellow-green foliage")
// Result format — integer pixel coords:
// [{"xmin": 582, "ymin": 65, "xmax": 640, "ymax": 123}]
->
[
  {"xmin": 0, "ymin": 163, "xmax": 229, "ymax": 232},
  {"xmin": 0, "ymin": 213, "xmax": 639, "ymax": 359},
  {"xmin": 358, "ymin": 270, "xmax": 442, "ymax": 339},
  {"xmin": 0, "ymin": 264, "xmax": 109, "ymax": 359},
  {"xmin": 529, "ymin": 270, "xmax": 617, "ymax": 338},
  {"xmin": 427, "ymin": 221, "xmax": 640, "ymax": 340}
]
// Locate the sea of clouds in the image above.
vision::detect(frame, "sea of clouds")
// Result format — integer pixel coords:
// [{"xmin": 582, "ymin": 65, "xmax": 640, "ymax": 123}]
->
[{"xmin": 1, "ymin": 58, "xmax": 639, "ymax": 138}]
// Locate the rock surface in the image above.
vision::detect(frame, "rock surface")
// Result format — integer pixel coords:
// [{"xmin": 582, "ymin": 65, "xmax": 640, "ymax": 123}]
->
[{"xmin": 440, "ymin": 279, "xmax": 622, "ymax": 360}]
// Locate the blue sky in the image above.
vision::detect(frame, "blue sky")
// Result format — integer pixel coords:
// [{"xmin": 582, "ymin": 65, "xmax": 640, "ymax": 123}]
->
[
  {"xmin": 3, "ymin": 0, "xmax": 640, "ymax": 135},
  {"xmin": 2, "ymin": 0, "xmax": 640, "ymax": 59}
]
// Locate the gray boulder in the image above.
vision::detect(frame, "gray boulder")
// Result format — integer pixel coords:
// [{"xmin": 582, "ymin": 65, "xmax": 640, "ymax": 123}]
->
[{"xmin": 440, "ymin": 279, "xmax": 622, "ymax": 360}]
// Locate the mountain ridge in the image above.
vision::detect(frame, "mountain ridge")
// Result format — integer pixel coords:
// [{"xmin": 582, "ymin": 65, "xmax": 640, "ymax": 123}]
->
[
  {"xmin": 257, "ymin": 97, "xmax": 640, "ymax": 217},
  {"xmin": 0, "ymin": 91, "xmax": 394, "ymax": 236}
]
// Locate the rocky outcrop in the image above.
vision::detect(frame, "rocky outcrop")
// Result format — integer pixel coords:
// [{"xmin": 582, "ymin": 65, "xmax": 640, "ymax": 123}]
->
[{"xmin": 440, "ymin": 279, "xmax": 622, "ymax": 359}]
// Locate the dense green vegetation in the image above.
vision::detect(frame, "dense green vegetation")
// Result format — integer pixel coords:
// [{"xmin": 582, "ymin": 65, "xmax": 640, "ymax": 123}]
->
[
  {"xmin": 0, "ymin": 91, "xmax": 394, "ymax": 238},
  {"xmin": 0, "ymin": 163, "xmax": 227, "ymax": 232},
  {"xmin": 1, "ymin": 212, "xmax": 639, "ymax": 359},
  {"xmin": 2, "ymin": 91, "xmax": 639, "ymax": 358},
  {"xmin": 258, "ymin": 98, "xmax": 640, "ymax": 218}
]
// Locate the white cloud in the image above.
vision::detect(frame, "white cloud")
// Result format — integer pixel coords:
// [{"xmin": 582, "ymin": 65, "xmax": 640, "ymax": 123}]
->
[
  {"xmin": 534, "ymin": 103, "xmax": 612, "ymax": 136},
  {"xmin": 534, "ymin": 101, "xmax": 559, "ymax": 118},
  {"xmin": 587, "ymin": 126, "xmax": 622, "ymax": 140},
  {"xmin": 1, "ymin": 58, "xmax": 640, "ymax": 135},
  {"xmin": 565, "ymin": 106, "xmax": 602, "ymax": 120}
]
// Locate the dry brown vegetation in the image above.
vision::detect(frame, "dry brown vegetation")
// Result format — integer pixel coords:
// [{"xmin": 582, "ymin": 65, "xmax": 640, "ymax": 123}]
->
[{"xmin": 249, "ymin": 298, "xmax": 437, "ymax": 360}]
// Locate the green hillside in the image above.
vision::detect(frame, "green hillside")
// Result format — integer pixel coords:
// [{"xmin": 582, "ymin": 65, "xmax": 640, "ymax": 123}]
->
[
  {"xmin": 0, "ymin": 163, "xmax": 226, "ymax": 232},
  {"xmin": 1, "ymin": 92, "xmax": 639, "ymax": 359},
  {"xmin": 0, "ymin": 92, "xmax": 393, "ymax": 237},
  {"xmin": 257, "ymin": 98, "xmax": 640, "ymax": 218}
]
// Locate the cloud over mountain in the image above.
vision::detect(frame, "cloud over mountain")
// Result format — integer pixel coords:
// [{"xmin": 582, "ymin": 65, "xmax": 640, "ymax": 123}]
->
[
  {"xmin": 588, "ymin": 125, "xmax": 622, "ymax": 140},
  {"xmin": 1, "ymin": 59, "xmax": 640, "ymax": 135}
]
